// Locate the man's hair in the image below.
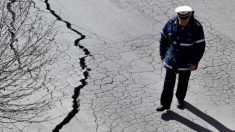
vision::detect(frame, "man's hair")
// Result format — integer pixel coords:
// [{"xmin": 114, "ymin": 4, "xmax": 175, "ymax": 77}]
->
[{"xmin": 190, "ymin": 11, "xmax": 195, "ymax": 21}]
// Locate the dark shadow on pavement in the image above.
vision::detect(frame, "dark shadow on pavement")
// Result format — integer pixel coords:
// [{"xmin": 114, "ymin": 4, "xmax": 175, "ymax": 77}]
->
[
  {"xmin": 161, "ymin": 110, "xmax": 212, "ymax": 132},
  {"xmin": 185, "ymin": 101, "xmax": 235, "ymax": 132}
]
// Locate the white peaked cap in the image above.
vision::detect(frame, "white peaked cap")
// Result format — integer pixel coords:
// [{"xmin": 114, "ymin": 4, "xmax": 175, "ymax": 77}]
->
[{"xmin": 175, "ymin": 5, "xmax": 193, "ymax": 13}]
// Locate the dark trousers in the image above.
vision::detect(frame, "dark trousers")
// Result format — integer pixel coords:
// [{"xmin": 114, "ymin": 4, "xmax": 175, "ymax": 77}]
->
[{"xmin": 160, "ymin": 69, "xmax": 191, "ymax": 107}]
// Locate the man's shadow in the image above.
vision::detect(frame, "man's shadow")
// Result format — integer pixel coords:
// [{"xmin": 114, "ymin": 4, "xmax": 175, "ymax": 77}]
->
[{"xmin": 161, "ymin": 101, "xmax": 235, "ymax": 132}]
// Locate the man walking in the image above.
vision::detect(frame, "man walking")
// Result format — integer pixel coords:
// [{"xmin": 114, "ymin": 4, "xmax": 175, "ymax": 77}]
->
[{"xmin": 157, "ymin": 5, "xmax": 206, "ymax": 111}]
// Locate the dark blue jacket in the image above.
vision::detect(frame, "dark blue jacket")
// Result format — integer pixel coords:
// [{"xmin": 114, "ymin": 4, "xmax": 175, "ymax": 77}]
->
[{"xmin": 160, "ymin": 16, "xmax": 205, "ymax": 71}]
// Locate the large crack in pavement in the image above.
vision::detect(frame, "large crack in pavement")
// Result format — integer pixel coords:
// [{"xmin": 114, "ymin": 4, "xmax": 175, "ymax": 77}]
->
[{"xmin": 44, "ymin": 0, "xmax": 92, "ymax": 131}]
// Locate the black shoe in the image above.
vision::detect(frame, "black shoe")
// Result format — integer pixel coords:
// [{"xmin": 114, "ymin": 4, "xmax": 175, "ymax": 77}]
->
[
  {"xmin": 156, "ymin": 105, "xmax": 170, "ymax": 112},
  {"xmin": 177, "ymin": 99, "xmax": 185, "ymax": 109}
]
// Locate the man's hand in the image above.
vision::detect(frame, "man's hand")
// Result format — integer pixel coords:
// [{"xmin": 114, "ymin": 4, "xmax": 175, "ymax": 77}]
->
[
  {"xmin": 160, "ymin": 56, "xmax": 164, "ymax": 62},
  {"xmin": 189, "ymin": 64, "xmax": 197, "ymax": 71}
]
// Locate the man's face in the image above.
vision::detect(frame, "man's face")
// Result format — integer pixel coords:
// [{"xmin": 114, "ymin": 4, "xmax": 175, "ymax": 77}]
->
[{"xmin": 178, "ymin": 16, "xmax": 190, "ymax": 26}]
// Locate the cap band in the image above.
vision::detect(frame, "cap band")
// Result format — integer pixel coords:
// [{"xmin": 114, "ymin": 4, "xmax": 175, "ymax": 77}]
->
[{"xmin": 178, "ymin": 12, "xmax": 191, "ymax": 19}]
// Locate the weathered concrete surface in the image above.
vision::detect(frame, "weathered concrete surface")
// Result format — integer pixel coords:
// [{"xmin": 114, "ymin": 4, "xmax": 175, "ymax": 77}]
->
[
  {"xmin": 2, "ymin": 0, "xmax": 234, "ymax": 131},
  {"xmin": 50, "ymin": 0, "xmax": 235, "ymax": 132}
]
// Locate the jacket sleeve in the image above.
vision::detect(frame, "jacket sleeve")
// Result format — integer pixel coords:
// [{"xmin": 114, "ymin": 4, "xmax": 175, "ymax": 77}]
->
[
  {"xmin": 191, "ymin": 24, "xmax": 206, "ymax": 65},
  {"xmin": 159, "ymin": 22, "xmax": 170, "ymax": 59}
]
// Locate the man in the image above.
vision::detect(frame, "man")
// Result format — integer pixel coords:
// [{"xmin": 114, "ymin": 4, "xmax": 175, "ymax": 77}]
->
[{"xmin": 156, "ymin": 5, "xmax": 206, "ymax": 111}]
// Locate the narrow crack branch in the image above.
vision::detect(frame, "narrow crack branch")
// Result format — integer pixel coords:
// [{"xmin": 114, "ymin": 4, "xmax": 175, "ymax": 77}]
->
[
  {"xmin": 7, "ymin": 0, "xmax": 22, "ymax": 67},
  {"xmin": 44, "ymin": 0, "xmax": 92, "ymax": 131}
]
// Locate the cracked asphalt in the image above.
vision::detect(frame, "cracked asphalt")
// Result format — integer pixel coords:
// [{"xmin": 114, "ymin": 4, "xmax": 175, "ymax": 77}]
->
[
  {"xmin": 3, "ymin": 0, "xmax": 234, "ymax": 131},
  {"xmin": 53, "ymin": 1, "xmax": 234, "ymax": 132},
  {"xmin": 48, "ymin": 0, "xmax": 235, "ymax": 132}
]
